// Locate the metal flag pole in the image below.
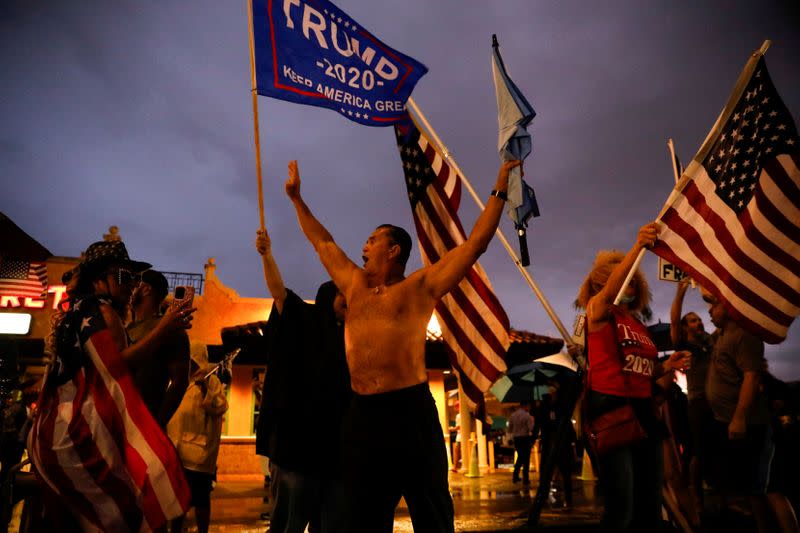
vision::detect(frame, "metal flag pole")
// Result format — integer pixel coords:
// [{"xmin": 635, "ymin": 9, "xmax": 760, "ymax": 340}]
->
[
  {"xmin": 406, "ymin": 97, "xmax": 575, "ymax": 347},
  {"xmin": 667, "ymin": 138, "xmax": 695, "ymax": 289},
  {"xmin": 247, "ymin": 0, "xmax": 266, "ymax": 231},
  {"xmin": 612, "ymin": 39, "xmax": 771, "ymax": 306}
]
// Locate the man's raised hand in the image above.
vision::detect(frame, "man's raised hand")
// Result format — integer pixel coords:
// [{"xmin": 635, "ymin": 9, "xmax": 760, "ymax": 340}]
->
[
  {"xmin": 285, "ymin": 160, "xmax": 301, "ymax": 201},
  {"xmin": 498, "ymin": 159, "xmax": 522, "ymax": 182}
]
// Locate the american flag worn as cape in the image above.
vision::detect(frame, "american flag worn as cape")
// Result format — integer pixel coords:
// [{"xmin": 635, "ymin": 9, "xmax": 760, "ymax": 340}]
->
[
  {"xmin": 29, "ymin": 295, "xmax": 190, "ymax": 532},
  {"xmin": 395, "ymin": 115, "xmax": 510, "ymax": 417}
]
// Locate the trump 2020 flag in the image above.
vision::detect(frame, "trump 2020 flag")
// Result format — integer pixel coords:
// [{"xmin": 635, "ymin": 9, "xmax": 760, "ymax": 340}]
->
[
  {"xmin": 652, "ymin": 52, "xmax": 800, "ymax": 344},
  {"xmin": 251, "ymin": 0, "xmax": 428, "ymax": 126},
  {"xmin": 491, "ymin": 34, "xmax": 540, "ymax": 266}
]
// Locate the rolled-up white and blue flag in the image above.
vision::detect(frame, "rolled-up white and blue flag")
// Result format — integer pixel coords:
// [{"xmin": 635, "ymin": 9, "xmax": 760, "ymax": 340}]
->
[{"xmin": 491, "ymin": 34, "xmax": 540, "ymax": 266}]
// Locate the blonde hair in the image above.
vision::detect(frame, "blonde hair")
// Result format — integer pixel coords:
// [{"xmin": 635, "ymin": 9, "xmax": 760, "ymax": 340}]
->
[{"xmin": 576, "ymin": 250, "xmax": 651, "ymax": 314}]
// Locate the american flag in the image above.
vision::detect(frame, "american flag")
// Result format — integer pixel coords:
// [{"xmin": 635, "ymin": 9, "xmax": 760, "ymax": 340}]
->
[
  {"xmin": 0, "ymin": 258, "xmax": 47, "ymax": 298},
  {"xmin": 29, "ymin": 296, "xmax": 190, "ymax": 531},
  {"xmin": 653, "ymin": 56, "xmax": 799, "ymax": 344},
  {"xmin": 395, "ymin": 115, "xmax": 510, "ymax": 415}
]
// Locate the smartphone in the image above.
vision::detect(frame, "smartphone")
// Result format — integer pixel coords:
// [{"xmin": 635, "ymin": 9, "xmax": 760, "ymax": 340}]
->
[{"xmin": 173, "ymin": 285, "xmax": 195, "ymax": 309}]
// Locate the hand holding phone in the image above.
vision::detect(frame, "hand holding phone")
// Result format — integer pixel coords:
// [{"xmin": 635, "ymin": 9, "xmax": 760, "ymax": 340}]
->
[
  {"xmin": 173, "ymin": 286, "xmax": 195, "ymax": 308},
  {"xmin": 165, "ymin": 286, "xmax": 196, "ymax": 331}
]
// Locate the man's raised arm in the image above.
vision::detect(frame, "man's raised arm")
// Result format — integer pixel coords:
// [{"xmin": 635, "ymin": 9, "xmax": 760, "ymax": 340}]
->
[
  {"xmin": 285, "ymin": 160, "xmax": 359, "ymax": 292},
  {"xmin": 422, "ymin": 160, "xmax": 520, "ymax": 299}
]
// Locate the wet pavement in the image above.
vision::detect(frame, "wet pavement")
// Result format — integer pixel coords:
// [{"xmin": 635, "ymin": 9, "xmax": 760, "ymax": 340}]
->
[{"xmin": 198, "ymin": 467, "xmax": 603, "ymax": 532}]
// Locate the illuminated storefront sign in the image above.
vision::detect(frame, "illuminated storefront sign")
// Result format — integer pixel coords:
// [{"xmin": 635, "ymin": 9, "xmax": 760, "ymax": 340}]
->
[
  {"xmin": 0, "ymin": 313, "xmax": 33, "ymax": 335},
  {"xmin": 0, "ymin": 285, "xmax": 68, "ymax": 310}
]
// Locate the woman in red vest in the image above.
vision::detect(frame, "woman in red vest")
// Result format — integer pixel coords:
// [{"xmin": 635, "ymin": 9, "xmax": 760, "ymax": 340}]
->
[{"xmin": 577, "ymin": 223, "xmax": 689, "ymax": 532}]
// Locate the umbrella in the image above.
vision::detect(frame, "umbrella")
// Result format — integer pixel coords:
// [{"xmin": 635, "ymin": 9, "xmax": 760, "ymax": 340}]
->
[
  {"xmin": 490, "ymin": 354, "xmax": 577, "ymax": 403},
  {"xmin": 491, "ymin": 34, "xmax": 540, "ymax": 266}
]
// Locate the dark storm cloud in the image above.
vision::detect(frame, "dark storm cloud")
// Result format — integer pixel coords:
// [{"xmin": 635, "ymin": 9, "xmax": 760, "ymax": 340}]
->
[{"xmin": 2, "ymin": 1, "xmax": 799, "ymax": 377}]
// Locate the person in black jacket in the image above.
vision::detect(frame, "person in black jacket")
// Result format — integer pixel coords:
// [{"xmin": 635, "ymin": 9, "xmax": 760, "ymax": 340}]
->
[{"xmin": 255, "ymin": 228, "xmax": 351, "ymax": 533}]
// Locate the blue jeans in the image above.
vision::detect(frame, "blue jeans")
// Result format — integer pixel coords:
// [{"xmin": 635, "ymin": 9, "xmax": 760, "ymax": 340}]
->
[
  {"xmin": 269, "ymin": 464, "xmax": 346, "ymax": 533},
  {"xmin": 597, "ymin": 435, "xmax": 664, "ymax": 532}
]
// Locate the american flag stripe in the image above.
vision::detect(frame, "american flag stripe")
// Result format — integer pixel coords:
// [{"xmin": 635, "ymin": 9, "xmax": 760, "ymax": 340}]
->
[
  {"xmin": 86, "ymin": 332, "xmax": 188, "ymax": 519},
  {"xmin": 659, "ymin": 158, "xmax": 800, "ymax": 323},
  {"xmin": 420, "ymin": 136, "xmax": 460, "ymax": 206},
  {"xmin": 755, "ymin": 172, "xmax": 800, "ymax": 241},
  {"xmin": 414, "ymin": 172, "xmax": 510, "ymax": 347},
  {"xmin": 396, "ymin": 115, "xmax": 510, "ymax": 413},
  {"xmin": 32, "ymin": 380, "xmax": 110, "ymax": 531},
  {"xmin": 659, "ymin": 210, "xmax": 790, "ymax": 328},
  {"xmin": 415, "ymin": 206, "xmax": 508, "ymax": 377},
  {"xmin": 415, "ymin": 192, "xmax": 509, "ymax": 331},
  {"xmin": 656, "ymin": 243, "xmax": 780, "ymax": 343},
  {"xmin": 434, "ymin": 300, "xmax": 503, "ymax": 388},
  {"xmin": 417, "ymin": 234, "xmax": 509, "ymax": 359},
  {"xmin": 417, "ymin": 142, "xmax": 508, "ymax": 325},
  {"xmin": 737, "ymin": 207, "xmax": 800, "ymax": 274},
  {"xmin": 669, "ymin": 172, "xmax": 800, "ymax": 306}
]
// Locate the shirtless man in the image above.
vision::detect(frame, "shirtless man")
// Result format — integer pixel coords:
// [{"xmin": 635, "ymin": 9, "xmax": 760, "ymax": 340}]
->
[{"xmin": 285, "ymin": 158, "xmax": 519, "ymax": 533}]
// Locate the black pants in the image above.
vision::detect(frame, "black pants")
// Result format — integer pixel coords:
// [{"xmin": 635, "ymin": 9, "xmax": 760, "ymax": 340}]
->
[
  {"xmin": 342, "ymin": 383, "xmax": 454, "ymax": 533},
  {"xmin": 540, "ymin": 437, "xmax": 573, "ymax": 505},
  {"xmin": 512, "ymin": 436, "xmax": 533, "ymax": 483},
  {"xmin": 0, "ymin": 441, "xmax": 24, "ymax": 488}
]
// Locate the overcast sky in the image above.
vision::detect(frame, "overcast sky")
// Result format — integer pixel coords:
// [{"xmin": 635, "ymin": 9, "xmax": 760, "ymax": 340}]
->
[{"xmin": 3, "ymin": 1, "xmax": 799, "ymax": 379}]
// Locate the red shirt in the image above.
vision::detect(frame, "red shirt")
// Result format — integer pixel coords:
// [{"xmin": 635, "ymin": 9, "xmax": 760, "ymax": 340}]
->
[{"xmin": 587, "ymin": 306, "xmax": 658, "ymax": 398}]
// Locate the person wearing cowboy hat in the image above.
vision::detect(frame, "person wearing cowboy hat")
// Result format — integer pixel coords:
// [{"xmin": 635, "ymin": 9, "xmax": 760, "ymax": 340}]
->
[{"xmin": 28, "ymin": 240, "xmax": 196, "ymax": 531}]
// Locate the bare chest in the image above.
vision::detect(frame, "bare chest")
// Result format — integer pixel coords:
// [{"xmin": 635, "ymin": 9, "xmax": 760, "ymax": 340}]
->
[{"xmin": 348, "ymin": 284, "xmax": 413, "ymax": 322}]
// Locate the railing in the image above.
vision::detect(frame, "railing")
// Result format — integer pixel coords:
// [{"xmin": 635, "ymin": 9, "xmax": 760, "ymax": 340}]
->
[{"xmin": 161, "ymin": 272, "xmax": 204, "ymax": 295}]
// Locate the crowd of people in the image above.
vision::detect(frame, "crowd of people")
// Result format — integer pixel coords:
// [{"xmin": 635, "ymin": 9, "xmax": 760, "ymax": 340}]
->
[
  {"xmin": 575, "ymin": 224, "xmax": 800, "ymax": 533},
  {"xmin": 0, "ymin": 240, "xmax": 229, "ymax": 532},
  {"xmin": 0, "ymin": 155, "xmax": 798, "ymax": 533}
]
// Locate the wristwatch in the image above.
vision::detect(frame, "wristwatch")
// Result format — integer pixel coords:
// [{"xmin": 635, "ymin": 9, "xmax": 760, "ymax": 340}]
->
[{"xmin": 490, "ymin": 189, "xmax": 508, "ymax": 201}]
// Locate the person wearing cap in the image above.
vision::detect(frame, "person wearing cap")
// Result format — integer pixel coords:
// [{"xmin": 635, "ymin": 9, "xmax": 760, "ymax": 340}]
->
[
  {"xmin": 128, "ymin": 269, "xmax": 191, "ymax": 427},
  {"xmin": 166, "ymin": 343, "xmax": 227, "ymax": 533},
  {"xmin": 27, "ymin": 240, "xmax": 196, "ymax": 531}
]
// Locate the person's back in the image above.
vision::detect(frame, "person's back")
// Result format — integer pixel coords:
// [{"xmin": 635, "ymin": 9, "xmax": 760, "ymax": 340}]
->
[
  {"xmin": 168, "ymin": 373, "xmax": 227, "ymax": 471},
  {"xmin": 255, "ymin": 230, "xmax": 351, "ymax": 533},
  {"xmin": 509, "ymin": 404, "xmax": 534, "ymax": 484},
  {"xmin": 167, "ymin": 345, "xmax": 227, "ymax": 533}
]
